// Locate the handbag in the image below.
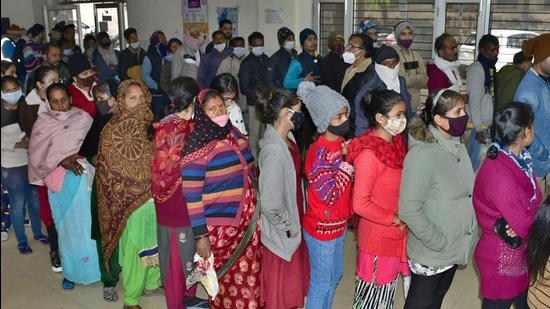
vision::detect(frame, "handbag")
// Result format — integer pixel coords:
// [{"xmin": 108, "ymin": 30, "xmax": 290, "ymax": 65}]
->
[{"xmin": 493, "ymin": 217, "xmax": 522, "ymax": 249}]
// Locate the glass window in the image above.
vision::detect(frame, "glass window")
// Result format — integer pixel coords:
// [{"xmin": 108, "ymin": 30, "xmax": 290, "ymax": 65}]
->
[{"xmin": 353, "ymin": 0, "xmax": 435, "ymax": 63}]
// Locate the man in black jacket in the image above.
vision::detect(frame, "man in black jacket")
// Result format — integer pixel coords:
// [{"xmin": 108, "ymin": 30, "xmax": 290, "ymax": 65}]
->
[
  {"xmin": 268, "ymin": 27, "xmax": 297, "ymax": 88},
  {"xmin": 238, "ymin": 31, "xmax": 270, "ymax": 159}
]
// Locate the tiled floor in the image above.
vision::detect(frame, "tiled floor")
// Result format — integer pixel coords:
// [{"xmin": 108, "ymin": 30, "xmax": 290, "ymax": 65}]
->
[{"xmin": 1, "ymin": 227, "xmax": 483, "ymax": 308}]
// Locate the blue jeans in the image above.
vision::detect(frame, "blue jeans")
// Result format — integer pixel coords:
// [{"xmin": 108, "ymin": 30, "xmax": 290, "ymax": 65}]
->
[
  {"xmin": 467, "ymin": 128, "xmax": 490, "ymax": 172},
  {"xmin": 1, "ymin": 166, "xmax": 42, "ymax": 245},
  {"xmin": 304, "ymin": 229, "xmax": 346, "ymax": 309}
]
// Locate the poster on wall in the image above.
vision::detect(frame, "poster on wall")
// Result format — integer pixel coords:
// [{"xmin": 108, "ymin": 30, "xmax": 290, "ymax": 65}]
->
[
  {"xmin": 265, "ymin": 8, "xmax": 283, "ymax": 24},
  {"xmin": 182, "ymin": 0, "xmax": 208, "ymax": 35},
  {"xmin": 216, "ymin": 7, "xmax": 239, "ymax": 36}
]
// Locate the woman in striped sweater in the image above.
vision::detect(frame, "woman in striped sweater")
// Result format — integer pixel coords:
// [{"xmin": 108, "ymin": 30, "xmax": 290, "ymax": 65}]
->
[{"xmin": 180, "ymin": 89, "xmax": 260, "ymax": 308}]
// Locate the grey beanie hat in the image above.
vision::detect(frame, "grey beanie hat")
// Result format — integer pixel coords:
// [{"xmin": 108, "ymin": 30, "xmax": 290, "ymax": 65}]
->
[
  {"xmin": 297, "ymin": 81, "xmax": 350, "ymax": 133},
  {"xmin": 394, "ymin": 21, "xmax": 414, "ymax": 36}
]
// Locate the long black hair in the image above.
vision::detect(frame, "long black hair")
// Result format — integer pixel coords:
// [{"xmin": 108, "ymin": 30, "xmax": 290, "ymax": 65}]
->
[
  {"xmin": 364, "ymin": 89, "xmax": 404, "ymax": 128},
  {"xmin": 527, "ymin": 197, "xmax": 550, "ymax": 285},
  {"xmin": 158, "ymin": 77, "xmax": 199, "ymax": 120},
  {"xmin": 210, "ymin": 73, "xmax": 240, "ymax": 101},
  {"xmin": 421, "ymin": 89, "xmax": 463, "ymax": 128},
  {"xmin": 1, "ymin": 60, "xmax": 16, "ymax": 76},
  {"xmin": 255, "ymin": 86, "xmax": 298, "ymax": 124},
  {"xmin": 486, "ymin": 103, "xmax": 534, "ymax": 159},
  {"xmin": 26, "ymin": 65, "xmax": 57, "ymax": 95}
]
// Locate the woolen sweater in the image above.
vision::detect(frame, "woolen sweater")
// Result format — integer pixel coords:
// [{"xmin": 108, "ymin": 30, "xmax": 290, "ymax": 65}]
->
[
  {"xmin": 304, "ymin": 136, "xmax": 353, "ymax": 241},
  {"xmin": 181, "ymin": 129, "xmax": 255, "ymax": 238},
  {"xmin": 352, "ymin": 144, "xmax": 407, "ymax": 257},
  {"xmin": 473, "ymin": 151, "xmax": 542, "ymax": 300}
]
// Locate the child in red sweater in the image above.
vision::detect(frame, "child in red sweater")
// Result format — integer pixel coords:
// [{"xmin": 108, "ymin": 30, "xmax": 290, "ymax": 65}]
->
[
  {"xmin": 297, "ymin": 81, "xmax": 354, "ymax": 309},
  {"xmin": 346, "ymin": 89, "xmax": 410, "ymax": 308}
]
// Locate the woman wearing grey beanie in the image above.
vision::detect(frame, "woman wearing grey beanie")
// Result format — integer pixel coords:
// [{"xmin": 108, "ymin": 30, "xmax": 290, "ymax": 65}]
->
[{"xmin": 297, "ymin": 81, "xmax": 354, "ymax": 309}]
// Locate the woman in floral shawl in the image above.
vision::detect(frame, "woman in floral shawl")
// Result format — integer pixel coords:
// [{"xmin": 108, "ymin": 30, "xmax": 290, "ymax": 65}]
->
[
  {"xmin": 151, "ymin": 77, "xmax": 206, "ymax": 309},
  {"xmin": 180, "ymin": 88, "xmax": 261, "ymax": 308},
  {"xmin": 96, "ymin": 79, "xmax": 161, "ymax": 309}
]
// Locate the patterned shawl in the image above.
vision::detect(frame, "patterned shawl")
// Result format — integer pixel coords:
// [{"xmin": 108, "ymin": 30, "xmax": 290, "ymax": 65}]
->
[
  {"xmin": 151, "ymin": 114, "xmax": 193, "ymax": 204},
  {"xmin": 28, "ymin": 104, "xmax": 93, "ymax": 186},
  {"xmin": 181, "ymin": 89, "xmax": 232, "ymax": 166},
  {"xmin": 96, "ymin": 79, "xmax": 154, "ymax": 267}
]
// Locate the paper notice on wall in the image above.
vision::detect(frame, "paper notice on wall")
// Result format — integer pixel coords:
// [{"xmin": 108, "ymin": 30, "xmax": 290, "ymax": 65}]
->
[
  {"xmin": 216, "ymin": 7, "xmax": 239, "ymax": 36},
  {"xmin": 265, "ymin": 8, "xmax": 283, "ymax": 24},
  {"xmin": 183, "ymin": 0, "xmax": 208, "ymax": 34}
]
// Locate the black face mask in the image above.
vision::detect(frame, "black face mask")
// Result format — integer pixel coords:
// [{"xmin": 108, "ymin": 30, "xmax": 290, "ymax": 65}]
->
[
  {"xmin": 327, "ymin": 119, "xmax": 350, "ymax": 137},
  {"xmin": 290, "ymin": 111, "xmax": 304, "ymax": 130}
]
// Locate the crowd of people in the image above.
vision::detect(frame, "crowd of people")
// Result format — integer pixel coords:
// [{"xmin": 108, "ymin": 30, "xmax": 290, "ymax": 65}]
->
[{"xmin": 1, "ymin": 16, "xmax": 550, "ymax": 309}]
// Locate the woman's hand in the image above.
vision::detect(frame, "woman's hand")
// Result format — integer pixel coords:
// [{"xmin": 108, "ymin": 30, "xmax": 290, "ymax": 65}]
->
[
  {"xmin": 196, "ymin": 236, "xmax": 211, "ymax": 259},
  {"xmin": 59, "ymin": 154, "xmax": 85, "ymax": 175},
  {"xmin": 14, "ymin": 139, "xmax": 29, "ymax": 149},
  {"xmin": 342, "ymin": 140, "xmax": 351, "ymax": 155},
  {"xmin": 393, "ymin": 215, "xmax": 407, "ymax": 231},
  {"xmin": 304, "ymin": 71, "xmax": 321, "ymax": 83},
  {"xmin": 505, "ymin": 225, "xmax": 517, "ymax": 238}
]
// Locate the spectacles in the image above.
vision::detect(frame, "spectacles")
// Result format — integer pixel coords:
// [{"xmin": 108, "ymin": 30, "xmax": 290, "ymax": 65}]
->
[{"xmin": 346, "ymin": 44, "xmax": 363, "ymax": 50}]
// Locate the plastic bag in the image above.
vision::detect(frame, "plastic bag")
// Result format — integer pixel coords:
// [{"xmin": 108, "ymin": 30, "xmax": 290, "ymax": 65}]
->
[{"xmin": 194, "ymin": 253, "xmax": 219, "ymax": 298}]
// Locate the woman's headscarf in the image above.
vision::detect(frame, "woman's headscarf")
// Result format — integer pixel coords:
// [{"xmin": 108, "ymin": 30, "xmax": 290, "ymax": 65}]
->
[
  {"xmin": 96, "ymin": 79, "xmax": 154, "ymax": 267},
  {"xmin": 181, "ymin": 89, "xmax": 232, "ymax": 166},
  {"xmin": 28, "ymin": 102, "xmax": 93, "ymax": 186},
  {"xmin": 151, "ymin": 114, "xmax": 193, "ymax": 204}
]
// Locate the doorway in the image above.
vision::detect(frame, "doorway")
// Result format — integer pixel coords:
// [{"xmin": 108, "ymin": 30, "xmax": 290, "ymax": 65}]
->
[{"xmin": 43, "ymin": 2, "xmax": 127, "ymax": 50}]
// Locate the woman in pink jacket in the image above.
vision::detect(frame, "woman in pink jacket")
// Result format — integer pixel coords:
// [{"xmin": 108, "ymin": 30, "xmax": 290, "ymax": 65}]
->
[{"xmin": 473, "ymin": 103, "xmax": 543, "ymax": 309}]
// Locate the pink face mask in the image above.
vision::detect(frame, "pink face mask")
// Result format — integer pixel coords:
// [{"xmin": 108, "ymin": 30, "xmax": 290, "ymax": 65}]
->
[{"xmin": 211, "ymin": 114, "xmax": 229, "ymax": 127}]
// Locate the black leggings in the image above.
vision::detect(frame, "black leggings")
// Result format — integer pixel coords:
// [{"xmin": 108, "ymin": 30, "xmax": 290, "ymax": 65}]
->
[
  {"xmin": 404, "ymin": 265, "xmax": 457, "ymax": 309},
  {"xmin": 482, "ymin": 291, "xmax": 528, "ymax": 309}
]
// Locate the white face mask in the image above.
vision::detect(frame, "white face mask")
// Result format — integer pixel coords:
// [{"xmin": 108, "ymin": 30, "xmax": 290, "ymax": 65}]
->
[
  {"xmin": 214, "ymin": 43, "xmax": 226, "ymax": 52},
  {"xmin": 342, "ymin": 51, "xmax": 356, "ymax": 64},
  {"xmin": 130, "ymin": 41, "xmax": 140, "ymax": 49},
  {"xmin": 1, "ymin": 89, "xmax": 23, "ymax": 105},
  {"xmin": 283, "ymin": 41, "xmax": 295, "ymax": 51},
  {"xmin": 382, "ymin": 116, "xmax": 407, "ymax": 136},
  {"xmin": 233, "ymin": 47, "xmax": 246, "ymax": 58},
  {"xmin": 63, "ymin": 48, "xmax": 73, "ymax": 57},
  {"xmin": 251, "ymin": 46, "xmax": 264, "ymax": 56}
]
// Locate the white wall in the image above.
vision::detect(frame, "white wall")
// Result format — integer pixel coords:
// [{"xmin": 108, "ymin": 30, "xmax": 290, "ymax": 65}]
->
[
  {"xmin": 125, "ymin": 0, "xmax": 312, "ymax": 55},
  {"xmin": 126, "ymin": 0, "xmax": 185, "ymax": 46},
  {"xmin": 1, "ymin": 0, "xmax": 52, "ymax": 29}
]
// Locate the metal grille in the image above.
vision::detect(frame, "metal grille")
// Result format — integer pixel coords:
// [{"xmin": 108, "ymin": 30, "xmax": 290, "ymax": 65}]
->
[
  {"xmin": 353, "ymin": 0, "xmax": 435, "ymax": 63},
  {"xmin": 319, "ymin": 3, "xmax": 346, "ymax": 56},
  {"xmin": 490, "ymin": 0, "xmax": 550, "ymax": 34}
]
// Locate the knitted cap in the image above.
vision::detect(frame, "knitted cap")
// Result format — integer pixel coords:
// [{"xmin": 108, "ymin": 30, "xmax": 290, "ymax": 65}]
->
[
  {"xmin": 374, "ymin": 45, "xmax": 400, "ymax": 64},
  {"xmin": 68, "ymin": 53, "xmax": 92, "ymax": 77},
  {"xmin": 394, "ymin": 21, "xmax": 414, "ymax": 36},
  {"xmin": 297, "ymin": 81, "xmax": 350, "ymax": 133},
  {"xmin": 299, "ymin": 28, "xmax": 317, "ymax": 46},
  {"xmin": 522, "ymin": 33, "xmax": 550, "ymax": 64},
  {"xmin": 359, "ymin": 19, "xmax": 377, "ymax": 33},
  {"xmin": 277, "ymin": 27, "xmax": 294, "ymax": 45}
]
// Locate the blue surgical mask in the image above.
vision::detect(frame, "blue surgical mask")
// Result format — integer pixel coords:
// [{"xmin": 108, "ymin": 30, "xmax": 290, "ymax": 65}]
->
[
  {"xmin": 251, "ymin": 46, "xmax": 264, "ymax": 56},
  {"xmin": 283, "ymin": 41, "xmax": 295, "ymax": 51},
  {"xmin": 214, "ymin": 43, "xmax": 226, "ymax": 52},
  {"xmin": 233, "ymin": 47, "xmax": 246, "ymax": 58},
  {"xmin": 288, "ymin": 108, "xmax": 304, "ymax": 130},
  {"xmin": 1, "ymin": 89, "xmax": 23, "ymax": 105}
]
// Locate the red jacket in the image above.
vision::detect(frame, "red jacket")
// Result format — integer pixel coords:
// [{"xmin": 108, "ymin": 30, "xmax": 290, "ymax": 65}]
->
[
  {"xmin": 304, "ymin": 136, "xmax": 353, "ymax": 241},
  {"xmin": 68, "ymin": 83, "xmax": 98, "ymax": 118},
  {"xmin": 427, "ymin": 62, "xmax": 452, "ymax": 94},
  {"xmin": 352, "ymin": 149, "xmax": 407, "ymax": 257}
]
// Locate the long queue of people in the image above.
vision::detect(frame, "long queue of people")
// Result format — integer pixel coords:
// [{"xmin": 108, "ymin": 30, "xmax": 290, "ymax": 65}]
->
[{"xmin": 1, "ymin": 17, "xmax": 550, "ymax": 309}]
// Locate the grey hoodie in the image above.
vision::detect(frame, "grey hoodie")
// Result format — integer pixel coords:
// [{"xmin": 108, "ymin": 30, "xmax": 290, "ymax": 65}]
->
[
  {"xmin": 399, "ymin": 117, "xmax": 478, "ymax": 267},
  {"xmin": 258, "ymin": 125, "xmax": 302, "ymax": 262}
]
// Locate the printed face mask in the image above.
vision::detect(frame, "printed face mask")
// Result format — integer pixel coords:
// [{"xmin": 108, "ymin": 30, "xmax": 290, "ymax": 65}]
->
[{"xmin": 382, "ymin": 116, "xmax": 407, "ymax": 136}]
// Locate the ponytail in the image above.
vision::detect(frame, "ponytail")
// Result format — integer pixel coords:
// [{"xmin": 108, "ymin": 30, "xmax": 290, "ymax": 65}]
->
[
  {"xmin": 487, "ymin": 102, "xmax": 534, "ymax": 160},
  {"xmin": 255, "ymin": 86, "xmax": 297, "ymax": 124}
]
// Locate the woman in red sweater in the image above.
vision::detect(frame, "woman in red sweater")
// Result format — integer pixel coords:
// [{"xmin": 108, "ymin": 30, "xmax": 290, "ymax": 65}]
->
[
  {"xmin": 297, "ymin": 81, "xmax": 354, "ymax": 309},
  {"xmin": 347, "ymin": 89, "xmax": 409, "ymax": 308}
]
